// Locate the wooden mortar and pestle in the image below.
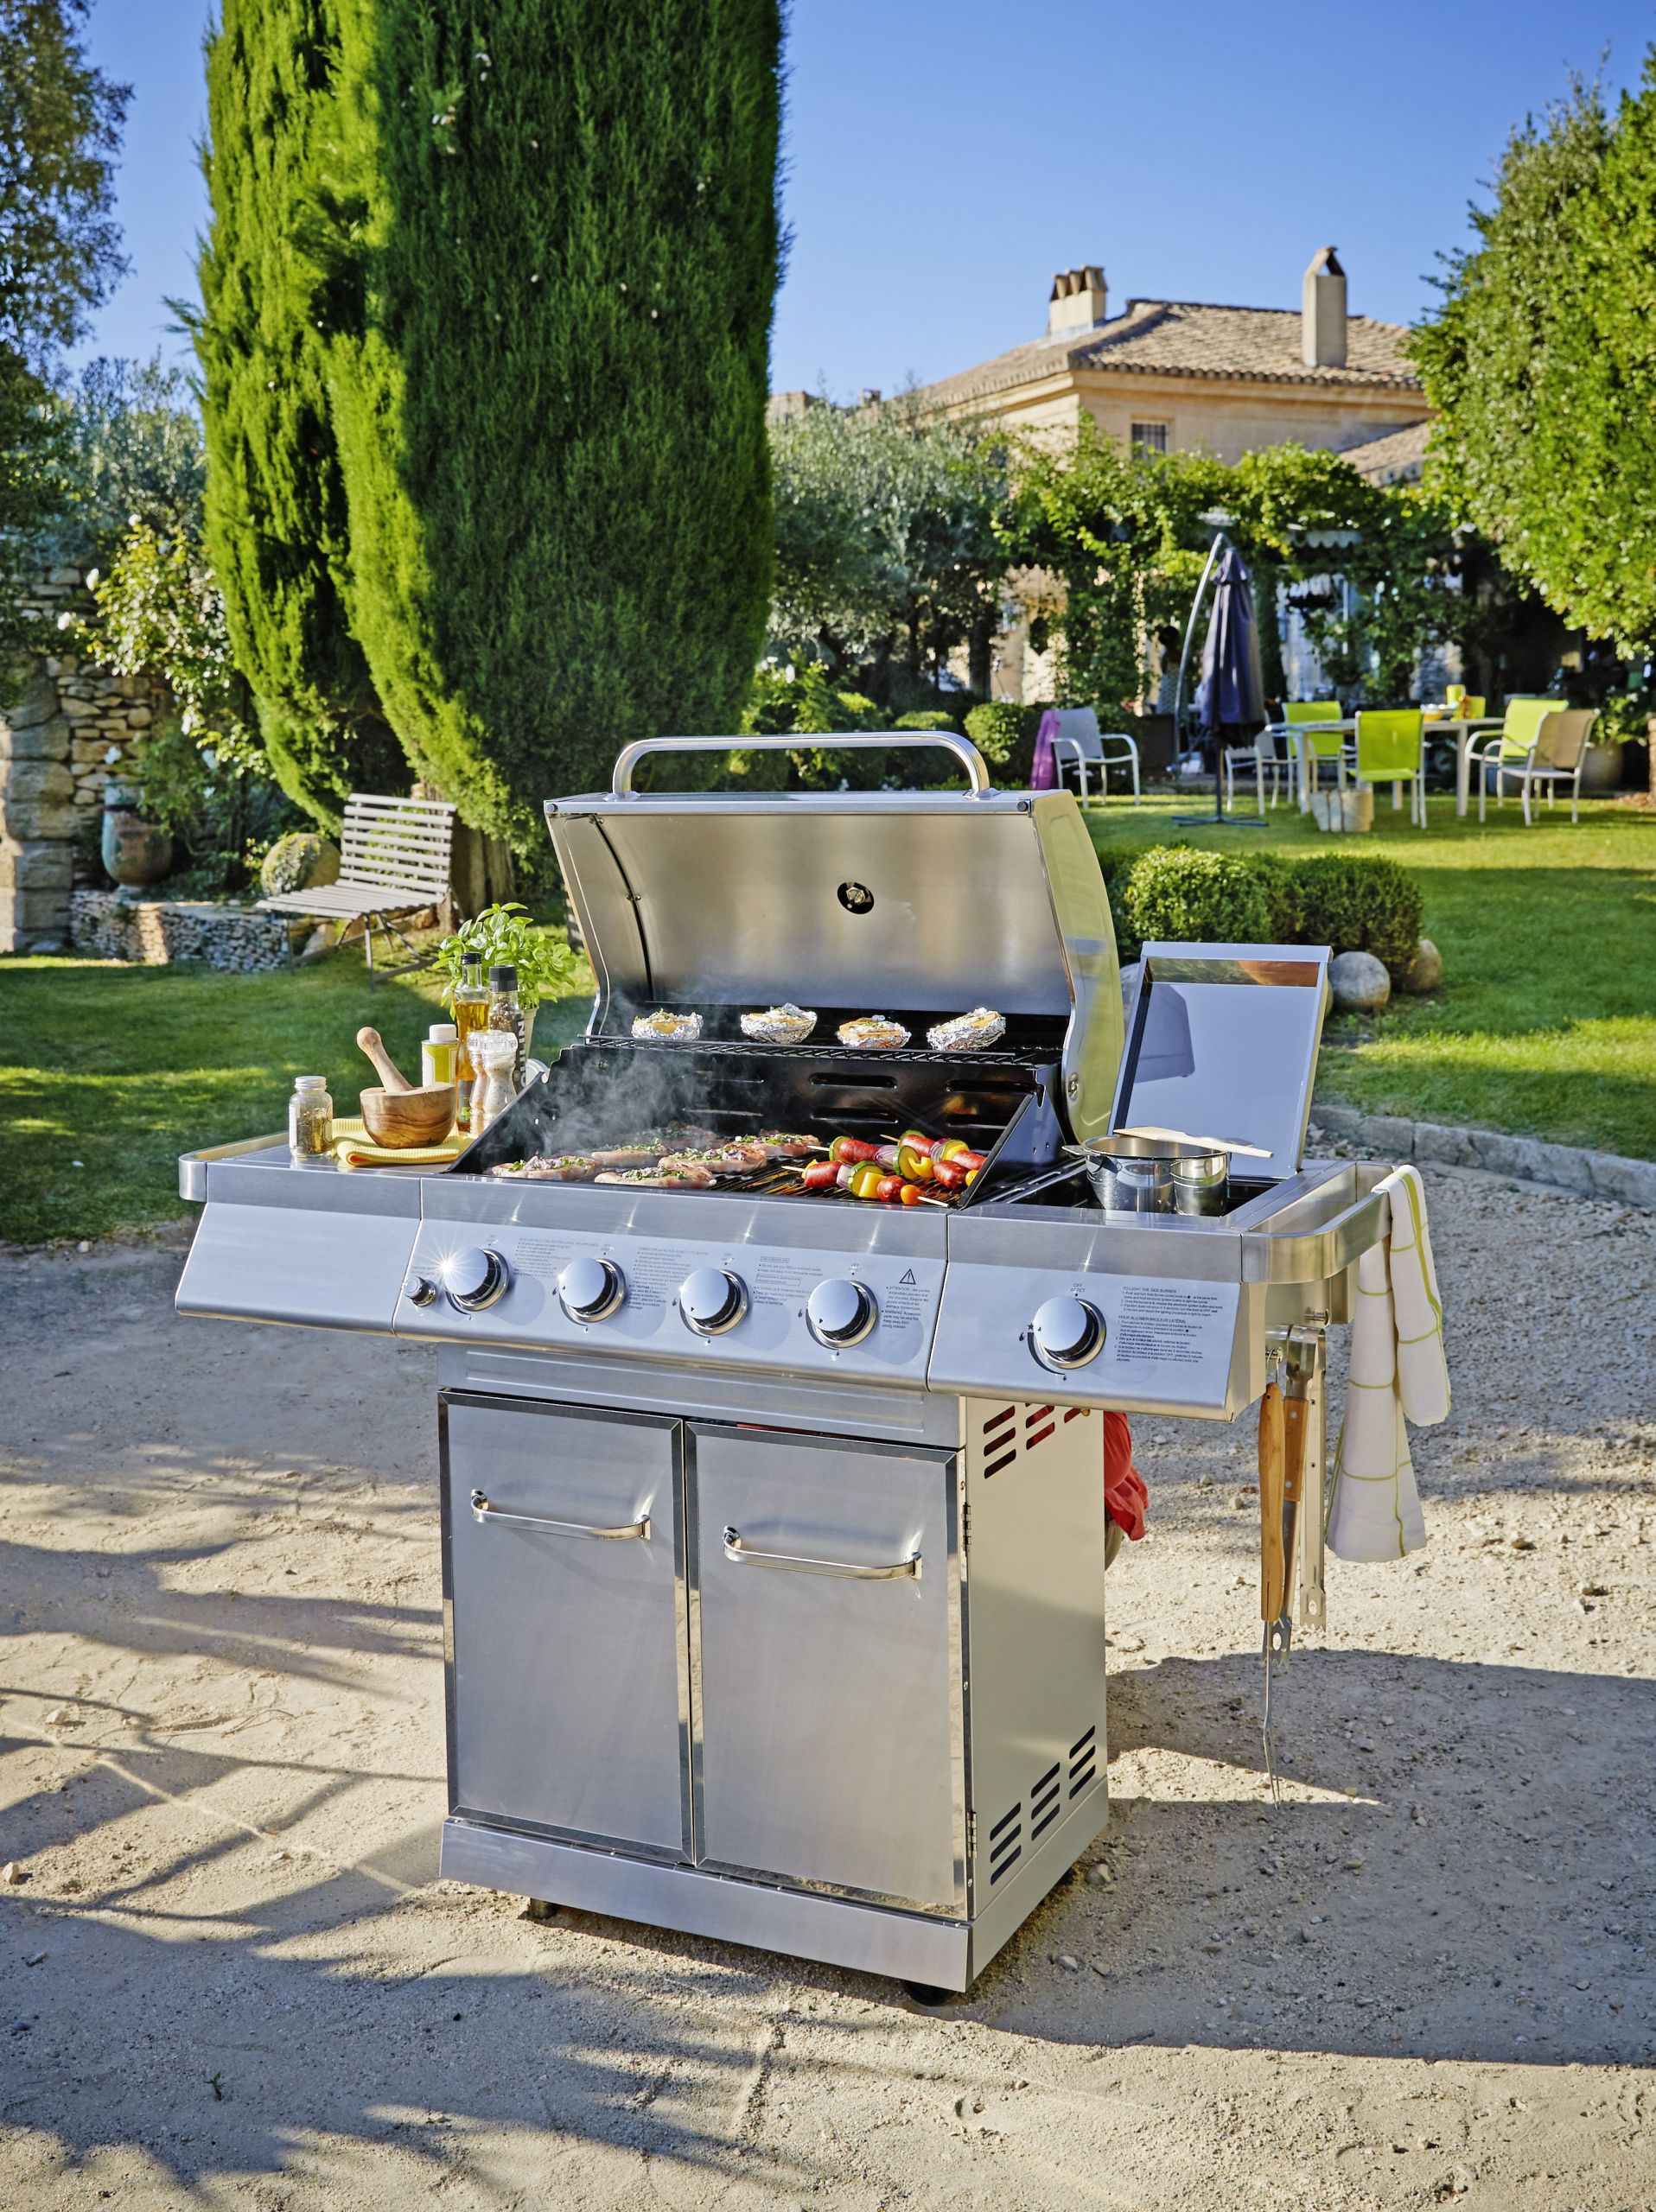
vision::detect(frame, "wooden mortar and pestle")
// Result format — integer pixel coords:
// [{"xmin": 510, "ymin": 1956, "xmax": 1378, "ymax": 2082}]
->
[{"xmin": 356, "ymin": 1027, "xmax": 456, "ymax": 1147}]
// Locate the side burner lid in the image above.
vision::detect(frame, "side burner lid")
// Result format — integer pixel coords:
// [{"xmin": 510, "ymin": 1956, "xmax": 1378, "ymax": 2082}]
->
[{"xmin": 1108, "ymin": 944, "xmax": 1331, "ymax": 1182}]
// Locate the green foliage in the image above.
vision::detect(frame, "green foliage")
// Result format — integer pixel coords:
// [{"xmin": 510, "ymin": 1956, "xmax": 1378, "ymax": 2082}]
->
[
  {"xmin": 118, "ymin": 709, "xmax": 300, "ymax": 896},
  {"xmin": 737, "ymin": 660, "xmax": 883, "ymax": 787},
  {"xmin": 0, "ymin": 1, "xmax": 129, "ymax": 690},
  {"xmin": 1122, "ymin": 846, "xmax": 1271, "ymax": 950},
  {"xmin": 769, "ymin": 397, "xmax": 1004, "ymax": 697},
  {"xmin": 259, "ymin": 830, "xmax": 341, "ymax": 898},
  {"xmin": 194, "ymin": 0, "xmax": 403, "ymax": 832},
  {"xmin": 0, "ymin": 0, "xmax": 129, "ymax": 367},
  {"xmin": 50, "ymin": 354, "xmax": 205, "ymax": 562},
  {"xmin": 315, "ymin": 0, "xmax": 783, "ymax": 851},
  {"xmin": 73, "ymin": 520, "xmax": 259, "ymax": 770},
  {"xmin": 433, "ymin": 901, "xmax": 579, "ymax": 1010},
  {"xmin": 1103, "ymin": 842, "xmax": 1424, "ymax": 979},
  {"xmin": 1002, "ymin": 424, "xmax": 1484, "ymax": 712},
  {"xmin": 963, "ymin": 700, "xmax": 1044, "ymax": 783},
  {"xmin": 1414, "ymin": 68, "xmax": 1656, "ymax": 668},
  {"xmin": 1290, "ymin": 854, "xmax": 1424, "ymax": 976}
]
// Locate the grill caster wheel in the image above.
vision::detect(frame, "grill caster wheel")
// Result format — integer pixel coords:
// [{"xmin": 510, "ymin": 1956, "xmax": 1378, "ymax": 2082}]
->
[
  {"xmin": 901, "ymin": 1980, "xmax": 954, "ymax": 2007},
  {"xmin": 522, "ymin": 1898, "xmax": 560, "ymax": 1923}
]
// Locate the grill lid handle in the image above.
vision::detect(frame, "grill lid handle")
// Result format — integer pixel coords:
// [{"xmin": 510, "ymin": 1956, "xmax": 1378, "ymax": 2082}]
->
[{"xmin": 609, "ymin": 730, "xmax": 994, "ymax": 799}]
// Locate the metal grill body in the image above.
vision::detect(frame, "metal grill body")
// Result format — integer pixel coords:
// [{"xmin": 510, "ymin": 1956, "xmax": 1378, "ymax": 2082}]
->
[{"xmin": 176, "ymin": 743, "xmax": 1388, "ymax": 1991}]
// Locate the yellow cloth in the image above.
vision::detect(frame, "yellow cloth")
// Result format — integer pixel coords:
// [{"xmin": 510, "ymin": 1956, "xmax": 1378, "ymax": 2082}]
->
[
  {"xmin": 1328, "ymin": 1166, "xmax": 1449, "ymax": 1560},
  {"xmin": 332, "ymin": 1114, "xmax": 468, "ymax": 1172}
]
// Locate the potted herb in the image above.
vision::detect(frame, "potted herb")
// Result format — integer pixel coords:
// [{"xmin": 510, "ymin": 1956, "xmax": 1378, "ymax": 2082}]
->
[{"xmin": 433, "ymin": 902, "xmax": 581, "ymax": 1065}]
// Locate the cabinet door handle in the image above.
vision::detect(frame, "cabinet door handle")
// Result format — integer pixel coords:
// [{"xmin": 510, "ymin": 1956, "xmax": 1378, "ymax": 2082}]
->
[
  {"xmin": 469, "ymin": 1488, "xmax": 650, "ymax": 1542},
  {"xmin": 721, "ymin": 1525, "xmax": 920, "ymax": 1580}
]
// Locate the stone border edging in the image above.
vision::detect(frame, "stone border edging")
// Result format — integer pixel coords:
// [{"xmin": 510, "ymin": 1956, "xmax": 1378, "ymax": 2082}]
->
[{"xmin": 1309, "ymin": 1103, "xmax": 1656, "ymax": 1211}]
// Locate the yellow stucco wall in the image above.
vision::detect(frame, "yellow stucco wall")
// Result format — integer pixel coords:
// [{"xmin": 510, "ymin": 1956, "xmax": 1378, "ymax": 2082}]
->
[{"xmin": 943, "ymin": 370, "xmax": 1430, "ymax": 461}]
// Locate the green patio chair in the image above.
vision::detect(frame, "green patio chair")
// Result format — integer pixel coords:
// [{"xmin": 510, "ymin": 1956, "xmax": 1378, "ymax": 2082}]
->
[
  {"xmin": 1283, "ymin": 699, "xmax": 1346, "ymax": 805},
  {"xmin": 1354, "ymin": 708, "xmax": 1426, "ymax": 827},
  {"xmin": 1468, "ymin": 697, "xmax": 1566, "ymax": 821}
]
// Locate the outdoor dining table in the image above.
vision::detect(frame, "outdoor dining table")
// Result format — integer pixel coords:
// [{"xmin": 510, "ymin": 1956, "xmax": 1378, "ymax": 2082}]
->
[{"xmin": 1294, "ymin": 713, "xmax": 1501, "ymax": 818}]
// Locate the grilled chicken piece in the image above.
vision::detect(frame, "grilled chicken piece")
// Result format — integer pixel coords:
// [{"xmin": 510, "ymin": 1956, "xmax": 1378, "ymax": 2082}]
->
[
  {"xmin": 489, "ymin": 1154, "xmax": 597, "ymax": 1181},
  {"xmin": 594, "ymin": 1164, "xmax": 717, "ymax": 1189},
  {"xmin": 659, "ymin": 1141, "xmax": 771, "ymax": 1177},
  {"xmin": 588, "ymin": 1144, "xmax": 664, "ymax": 1169},
  {"xmin": 757, "ymin": 1132, "xmax": 826, "ymax": 1160}
]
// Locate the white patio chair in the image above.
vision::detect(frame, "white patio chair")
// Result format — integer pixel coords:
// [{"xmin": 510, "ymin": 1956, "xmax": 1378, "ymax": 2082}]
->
[
  {"xmin": 1474, "ymin": 708, "xmax": 1597, "ymax": 825},
  {"xmin": 1048, "ymin": 706, "xmax": 1141, "ymax": 804},
  {"xmin": 1468, "ymin": 698, "xmax": 1571, "ymax": 823},
  {"xmin": 1223, "ymin": 723, "xmax": 1296, "ymax": 812}
]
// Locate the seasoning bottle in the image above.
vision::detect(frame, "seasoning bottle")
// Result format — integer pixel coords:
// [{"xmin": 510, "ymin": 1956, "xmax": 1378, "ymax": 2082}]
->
[
  {"xmin": 468, "ymin": 1028, "xmax": 519, "ymax": 1132},
  {"xmin": 288, "ymin": 1075, "xmax": 334, "ymax": 1163},
  {"xmin": 451, "ymin": 951, "xmax": 488, "ymax": 1125},
  {"xmin": 487, "ymin": 962, "xmax": 525, "ymax": 1087},
  {"xmin": 421, "ymin": 1022, "xmax": 459, "ymax": 1088}
]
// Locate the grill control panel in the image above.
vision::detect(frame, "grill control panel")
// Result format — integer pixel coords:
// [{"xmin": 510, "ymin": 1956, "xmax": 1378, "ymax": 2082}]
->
[{"xmin": 395, "ymin": 1218, "xmax": 945, "ymax": 1387}]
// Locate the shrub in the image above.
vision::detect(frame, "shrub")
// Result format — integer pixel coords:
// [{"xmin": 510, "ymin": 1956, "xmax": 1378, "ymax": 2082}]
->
[
  {"xmin": 1291, "ymin": 854, "xmax": 1423, "ymax": 976},
  {"xmin": 1247, "ymin": 849, "xmax": 1303, "ymax": 944},
  {"xmin": 965, "ymin": 701, "xmax": 1043, "ymax": 784},
  {"xmin": 260, "ymin": 830, "xmax": 340, "ymax": 899},
  {"xmin": 1123, "ymin": 846, "xmax": 1271, "ymax": 950}
]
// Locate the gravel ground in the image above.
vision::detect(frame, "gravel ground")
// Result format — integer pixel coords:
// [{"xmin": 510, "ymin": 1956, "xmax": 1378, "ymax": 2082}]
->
[{"xmin": 0, "ymin": 1164, "xmax": 1652, "ymax": 2212}]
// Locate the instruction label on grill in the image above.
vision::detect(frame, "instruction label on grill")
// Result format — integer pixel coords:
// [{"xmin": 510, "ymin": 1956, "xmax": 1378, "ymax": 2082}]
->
[{"xmin": 1111, "ymin": 1283, "xmax": 1232, "ymax": 1370}]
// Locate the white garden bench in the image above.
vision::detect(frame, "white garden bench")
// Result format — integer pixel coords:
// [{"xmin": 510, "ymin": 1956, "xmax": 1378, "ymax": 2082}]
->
[{"xmin": 259, "ymin": 792, "xmax": 457, "ymax": 975}]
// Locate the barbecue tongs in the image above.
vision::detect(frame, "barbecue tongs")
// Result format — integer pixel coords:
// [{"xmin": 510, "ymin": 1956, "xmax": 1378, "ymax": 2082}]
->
[{"xmin": 1258, "ymin": 1349, "xmax": 1311, "ymax": 1792}]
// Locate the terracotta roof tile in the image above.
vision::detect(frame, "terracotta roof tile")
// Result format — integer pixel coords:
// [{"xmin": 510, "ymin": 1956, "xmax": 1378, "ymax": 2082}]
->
[{"xmin": 917, "ymin": 298, "xmax": 1423, "ymax": 409}]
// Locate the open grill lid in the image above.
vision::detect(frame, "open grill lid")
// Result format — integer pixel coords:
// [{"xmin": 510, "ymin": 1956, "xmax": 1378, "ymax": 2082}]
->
[{"xmin": 544, "ymin": 733, "xmax": 1125, "ymax": 1142}]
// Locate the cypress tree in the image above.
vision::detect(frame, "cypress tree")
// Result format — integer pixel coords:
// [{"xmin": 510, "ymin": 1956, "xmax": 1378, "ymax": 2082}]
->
[
  {"xmin": 320, "ymin": 0, "xmax": 781, "ymax": 845},
  {"xmin": 196, "ymin": 0, "xmax": 403, "ymax": 830}
]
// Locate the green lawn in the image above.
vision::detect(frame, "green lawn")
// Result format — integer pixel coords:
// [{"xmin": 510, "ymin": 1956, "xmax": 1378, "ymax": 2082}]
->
[
  {"xmin": 0, "ymin": 938, "xmax": 594, "ymax": 1245},
  {"xmin": 1085, "ymin": 789, "xmax": 1656, "ymax": 1161},
  {"xmin": 1, "ymin": 791, "xmax": 1652, "ymax": 1244}
]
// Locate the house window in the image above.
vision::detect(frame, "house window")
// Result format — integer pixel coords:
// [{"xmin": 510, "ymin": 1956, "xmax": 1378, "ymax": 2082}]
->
[{"xmin": 1131, "ymin": 421, "xmax": 1169, "ymax": 455}]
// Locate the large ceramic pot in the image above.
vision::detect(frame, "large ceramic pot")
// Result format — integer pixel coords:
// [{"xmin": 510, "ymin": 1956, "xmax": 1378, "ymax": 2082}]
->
[
  {"xmin": 1580, "ymin": 744, "xmax": 1625, "ymax": 796},
  {"xmin": 101, "ymin": 782, "xmax": 173, "ymax": 887}
]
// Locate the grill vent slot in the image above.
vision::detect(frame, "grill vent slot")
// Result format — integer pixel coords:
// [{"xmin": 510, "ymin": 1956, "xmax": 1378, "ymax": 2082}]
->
[
  {"xmin": 1029, "ymin": 1760, "xmax": 1062, "ymax": 1840},
  {"xmin": 1025, "ymin": 1403, "xmax": 1055, "ymax": 1453},
  {"xmin": 982, "ymin": 1402, "xmax": 1019, "ymax": 1480},
  {"xmin": 1064, "ymin": 1406, "xmax": 1090, "ymax": 1424},
  {"xmin": 988, "ymin": 1796, "xmax": 1022, "ymax": 1883},
  {"xmin": 1069, "ymin": 1724, "xmax": 1098, "ymax": 1799}
]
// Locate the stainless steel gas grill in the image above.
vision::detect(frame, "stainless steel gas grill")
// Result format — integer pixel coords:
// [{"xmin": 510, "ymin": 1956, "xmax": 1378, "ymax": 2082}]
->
[{"xmin": 175, "ymin": 733, "xmax": 1390, "ymax": 1996}]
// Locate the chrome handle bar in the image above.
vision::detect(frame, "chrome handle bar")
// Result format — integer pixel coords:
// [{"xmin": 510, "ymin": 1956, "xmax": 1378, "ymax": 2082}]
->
[
  {"xmin": 469, "ymin": 1488, "xmax": 651, "ymax": 1542},
  {"xmin": 721, "ymin": 1524, "xmax": 920, "ymax": 1580},
  {"xmin": 610, "ymin": 731, "xmax": 993, "ymax": 798}
]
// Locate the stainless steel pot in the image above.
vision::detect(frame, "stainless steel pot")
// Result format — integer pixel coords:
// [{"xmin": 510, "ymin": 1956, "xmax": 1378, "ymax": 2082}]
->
[{"xmin": 1171, "ymin": 1151, "xmax": 1230, "ymax": 1216}]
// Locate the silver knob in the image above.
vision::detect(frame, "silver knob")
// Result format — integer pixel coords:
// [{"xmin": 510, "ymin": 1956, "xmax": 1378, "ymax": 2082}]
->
[
  {"xmin": 1030, "ymin": 1294, "xmax": 1104, "ymax": 1371},
  {"xmin": 558, "ymin": 1255, "xmax": 625, "ymax": 1322},
  {"xmin": 678, "ymin": 1266, "xmax": 748, "ymax": 1336},
  {"xmin": 806, "ymin": 1276, "xmax": 876, "ymax": 1348},
  {"xmin": 443, "ymin": 1247, "xmax": 510, "ymax": 1313},
  {"xmin": 408, "ymin": 1275, "xmax": 438, "ymax": 1307}
]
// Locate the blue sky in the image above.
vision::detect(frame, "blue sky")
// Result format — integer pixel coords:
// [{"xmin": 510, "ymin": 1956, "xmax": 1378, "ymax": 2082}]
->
[{"xmin": 76, "ymin": 0, "xmax": 1653, "ymax": 395}]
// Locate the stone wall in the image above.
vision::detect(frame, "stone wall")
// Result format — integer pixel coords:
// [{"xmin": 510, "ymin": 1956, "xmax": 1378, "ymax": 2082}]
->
[
  {"xmin": 70, "ymin": 890, "xmax": 291, "ymax": 973},
  {"xmin": 0, "ymin": 566, "xmax": 170, "ymax": 952}
]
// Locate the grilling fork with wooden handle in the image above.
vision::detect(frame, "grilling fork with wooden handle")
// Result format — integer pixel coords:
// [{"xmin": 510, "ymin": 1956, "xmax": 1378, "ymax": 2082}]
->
[{"xmin": 1259, "ymin": 1377, "xmax": 1287, "ymax": 1649}]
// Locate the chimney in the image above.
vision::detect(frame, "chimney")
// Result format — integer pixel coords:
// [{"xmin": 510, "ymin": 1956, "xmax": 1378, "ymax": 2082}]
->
[
  {"xmin": 1302, "ymin": 245, "xmax": 1347, "ymax": 368},
  {"xmin": 1048, "ymin": 264, "xmax": 1109, "ymax": 340}
]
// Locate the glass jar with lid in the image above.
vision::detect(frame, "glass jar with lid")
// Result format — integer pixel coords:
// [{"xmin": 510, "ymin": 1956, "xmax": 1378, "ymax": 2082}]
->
[{"xmin": 288, "ymin": 1075, "xmax": 334, "ymax": 1162}]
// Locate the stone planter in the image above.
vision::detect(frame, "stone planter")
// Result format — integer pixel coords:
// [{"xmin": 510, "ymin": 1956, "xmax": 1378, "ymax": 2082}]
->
[
  {"xmin": 101, "ymin": 785, "xmax": 173, "ymax": 887},
  {"xmin": 1580, "ymin": 743, "xmax": 1624, "ymax": 796}
]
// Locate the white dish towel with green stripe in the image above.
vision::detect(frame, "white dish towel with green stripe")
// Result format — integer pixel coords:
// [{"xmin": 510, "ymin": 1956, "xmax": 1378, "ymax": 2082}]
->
[{"xmin": 1328, "ymin": 1165, "xmax": 1449, "ymax": 1560}]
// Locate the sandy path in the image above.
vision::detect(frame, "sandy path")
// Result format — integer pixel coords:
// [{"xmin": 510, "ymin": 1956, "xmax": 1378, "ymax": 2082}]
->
[{"xmin": 0, "ymin": 1166, "xmax": 1652, "ymax": 2210}]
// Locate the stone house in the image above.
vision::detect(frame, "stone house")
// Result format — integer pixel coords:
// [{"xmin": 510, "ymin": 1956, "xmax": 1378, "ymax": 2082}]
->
[{"xmin": 909, "ymin": 246, "xmax": 1430, "ymax": 463}]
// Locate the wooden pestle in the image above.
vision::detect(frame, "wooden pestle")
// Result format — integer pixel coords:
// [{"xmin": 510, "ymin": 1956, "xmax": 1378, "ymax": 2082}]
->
[{"xmin": 356, "ymin": 1026, "xmax": 415, "ymax": 1093}]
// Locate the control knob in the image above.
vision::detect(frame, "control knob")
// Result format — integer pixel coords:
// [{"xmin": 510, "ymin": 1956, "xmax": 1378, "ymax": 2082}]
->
[
  {"xmin": 806, "ymin": 1276, "xmax": 877, "ymax": 1349},
  {"xmin": 558, "ymin": 1255, "xmax": 626, "ymax": 1323},
  {"xmin": 678, "ymin": 1266, "xmax": 748, "ymax": 1336},
  {"xmin": 443, "ymin": 1246, "xmax": 511, "ymax": 1313},
  {"xmin": 1029, "ymin": 1294, "xmax": 1104, "ymax": 1371}
]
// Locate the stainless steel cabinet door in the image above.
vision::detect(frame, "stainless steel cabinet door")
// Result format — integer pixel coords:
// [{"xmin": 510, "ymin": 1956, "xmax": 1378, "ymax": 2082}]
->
[
  {"xmin": 691, "ymin": 1425, "xmax": 962, "ymax": 1912},
  {"xmin": 443, "ymin": 1395, "xmax": 688, "ymax": 1856}
]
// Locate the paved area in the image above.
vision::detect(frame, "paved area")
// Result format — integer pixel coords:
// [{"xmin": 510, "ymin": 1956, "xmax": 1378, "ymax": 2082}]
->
[{"xmin": 0, "ymin": 1166, "xmax": 1652, "ymax": 2210}]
